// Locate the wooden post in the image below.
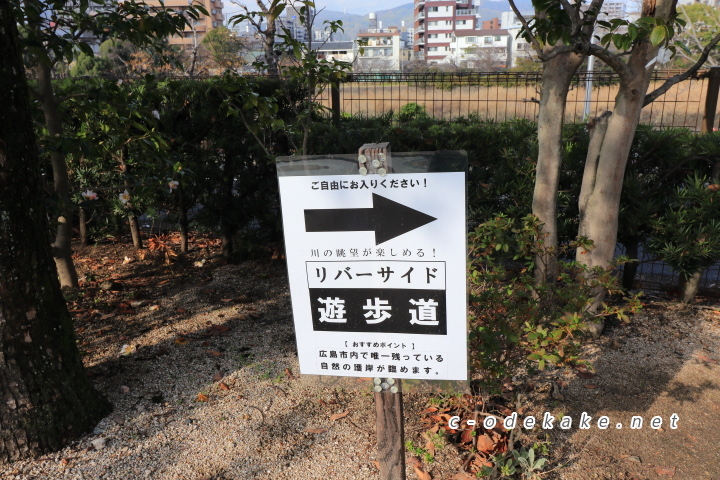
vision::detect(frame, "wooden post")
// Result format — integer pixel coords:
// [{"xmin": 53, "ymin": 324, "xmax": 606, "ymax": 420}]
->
[
  {"xmin": 374, "ymin": 378, "xmax": 406, "ymax": 480},
  {"xmin": 331, "ymin": 78, "xmax": 341, "ymax": 125},
  {"xmin": 702, "ymin": 67, "xmax": 720, "ymax": 133}
]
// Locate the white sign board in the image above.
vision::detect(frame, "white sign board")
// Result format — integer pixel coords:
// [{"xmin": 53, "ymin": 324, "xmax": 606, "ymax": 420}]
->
[{"xmin": 277, "ymin": 153, "xmax": 467, "ymax": 381}]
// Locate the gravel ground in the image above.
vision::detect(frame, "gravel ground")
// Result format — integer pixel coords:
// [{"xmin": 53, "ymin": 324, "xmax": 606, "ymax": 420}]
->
[{"xmin": 1, "ymin": 243, "xmax": 719, "ymax": 480}]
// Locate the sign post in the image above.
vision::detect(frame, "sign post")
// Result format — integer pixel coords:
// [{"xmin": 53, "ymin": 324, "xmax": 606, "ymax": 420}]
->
[{"xmin": 277, "ymin": 149, "xmax": 467, "ymax": 478}]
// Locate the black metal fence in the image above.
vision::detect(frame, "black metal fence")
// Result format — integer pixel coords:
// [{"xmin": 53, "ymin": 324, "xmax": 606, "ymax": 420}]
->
[
  {"xmin": 319, "ymin": 69, "xmax": 720, "ymax": 131},
  {"xmin": 615, "ymin": 245, "xmax": 720, "ymax": 298}
]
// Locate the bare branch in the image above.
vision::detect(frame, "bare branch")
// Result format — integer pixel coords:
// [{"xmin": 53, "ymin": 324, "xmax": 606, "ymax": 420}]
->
[
  {"xmin": 582, "ymin": 0, "xmax": 605, "ymax": 37},
  {"xmin": 644, "ymin": 30, "xmax": 720, "ymax": 106}
]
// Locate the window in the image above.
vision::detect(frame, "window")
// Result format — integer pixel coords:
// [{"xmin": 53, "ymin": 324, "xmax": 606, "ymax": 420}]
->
[
  {"xmin": 445, "ymin": 20, "xmax": 452, "ymax": 26},
  {"xmin": 465, "ymin": 36, "xmax": 477, "ymax": 43},
  {"xmin": 494, "ymin": 36, "xmax": 502, "ymax": 41},
  {"xmin": 484, "ymin": 36, "xmax": 492, "ymax": 45},
  {"xmin": 445, "ymin": 33, "xmax": 452, "ymax": 38},
  {"xmin": 457, "ymin": 20, "xmax": 466, "ymax": 25},
  {"xmin": 428, "ymin": 21, "xmax": 438, "ymax": 26},
  {"xmin": 428, "ymin": 47, "xmax": 438, "ymax": 52},
  {"xmin": 429, "ymin": 6, "xmax": 438, "ymax": 12}
]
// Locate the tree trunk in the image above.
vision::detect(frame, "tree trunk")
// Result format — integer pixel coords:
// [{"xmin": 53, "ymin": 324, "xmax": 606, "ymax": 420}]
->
[
  {"xmin": 79, "ymin": 206, "xmax": 89, "ymax": 246},
  {"xmin": 220, "ymin": 151, "xmax": 236, "ymax": 259},
  {"xmin": 621, "ymin": 239, "xmax": 640, "ymax": 290},
  {"xmin": 0, "ymin": 2, "xmax": 111, "ymax": 461},
  {"xmin": 532, "ymin": 52, "xmax": 584, "ymax": 285},
  {"xmin": 36, "ymin": 57, "xmax": 79, "ymax": 289},
  {"xmin": 177, "ymin": 184, "xmax": 189, "ymax": 253},
  {"xmin": 129, "ymin": 215, "xmax": 142, "ymax": 249},
  {"xmin": 680, "ymin": 269, "xmax": 703, "ymax": 304},
  {"xmin": 120, "ymin": 147, "xmax": 143, "ymax": 249},
  {"xmin": 577, "ymin": 39, "xmax": 663, "ymax": 334}
]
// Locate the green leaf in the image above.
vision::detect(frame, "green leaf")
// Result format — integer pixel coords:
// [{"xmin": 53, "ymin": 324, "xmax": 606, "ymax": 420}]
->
[{"xmin": 650, "ymin": 25, "xmax": 666, "ymax": 46}]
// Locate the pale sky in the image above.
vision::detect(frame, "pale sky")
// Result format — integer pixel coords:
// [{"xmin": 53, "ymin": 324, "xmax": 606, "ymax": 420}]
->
[
  {"xmin": 224, "ymin": 0, "xmax": 515, "ymax": 16},
  {"xmin": 224, "ymin": 1, "xmax": 509, "ymax": 16}
]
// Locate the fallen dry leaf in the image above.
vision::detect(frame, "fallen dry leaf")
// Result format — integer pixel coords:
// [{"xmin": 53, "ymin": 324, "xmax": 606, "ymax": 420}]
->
[
  {"xmin": 212, "ymin": 373, "xmax": 224, "ymax": 382},
  {"xmin": 220, "ymin": 298, "xmax": 233, "ymax": 303},
  {"xmin": 176, "ymin": 307, "xmax": 187, "ymax": 314},
  {"xmin": 421, "ymin": 407, "xmax": 439, "ymax": 414},
  {"xmin": 206, "ymin": 350, "xmax": 224, "ymax": 357},
  {"xmin": 207, "ymin": 324, "xmax": 232, "ymax": 335},
  {"xmin": 174, "ymin": 336, "xmax": 189, "ymax": 345},
  {"xmin": 460, "ymin": 428, "xmax": 474, "ymax": 444},
  {"xmin": 406, "ymin": 456, "xmax": 422, "ymax": 468},
  {"xmin": 576, "ymin": 369, "xmax": 596, "ymax": 379},
  {"xmin": 196, "ymin": 393, "xmax": 209, "ymax": 402},
  {"xmin": 583, "ymin": 383, "xmax": 599, "ymax": 389},
  {"xmin": 413, "ymin": 465, "xmax": 432, "ymax": 480},
  {"xmin": 476, "ymin": 434, "xmax": 495, "ymax": 454},
  {"xmin": 304, "ymin": 428, "xmax": 328, "ymax": 434},
  {"xmin": 425, "ymin": 440, "xmax": 435, "ymax": 457},
  {"xmin": 149, "ymin": 305, "xmax": 160, "ymax": 311},
  {"xmin": 284, "ymin": 368, "xmax": 294, "ymax": 380},
  {"xmin": 655, "ymin": 466, "xmax": 676, "ymax": 477},
  {"xmin": 330, "ymin": 411, "xmax": 349, "ymax": 421},
  {"xmin": 218, "ymin": 382, "xmax": 230, "ymax": 391},
  {"xmin": 451, "ymin": 471, "xmax": 475, "ymax": 480}
]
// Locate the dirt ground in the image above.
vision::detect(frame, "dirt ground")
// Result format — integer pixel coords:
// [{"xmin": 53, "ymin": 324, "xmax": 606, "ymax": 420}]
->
[{"xmin": 2, "ymin": 236, "xmax": 718, "ymax": 480}]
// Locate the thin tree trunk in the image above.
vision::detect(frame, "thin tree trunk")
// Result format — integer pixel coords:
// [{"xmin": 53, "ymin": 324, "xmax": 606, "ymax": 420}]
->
[
  {"xmin": 532, "ymin": 52, "xmax": 584, "ymax": 285},
  {"xmin": 220, "ymin": 152, "xmax": 236, "ymax": 259},
  {"xmin": 621, "ymin": 239, "xmax": 639, "ymax": 290},
  {"xmin": 119, "ymin": 147, "xmax": 142, "ymax": 249},
  {"xmin": 36, "ymin": 60, "xmax": 79, "ymax": 289},
  {"xmin": 79, "ymin": 206, "xmax": 89, "ymax": 246},
  {"xmin": 129, "ymin": 215, "xmax": 142, "ymax": 249},
  {"xmin": 177, "ymin": 183, "xmax": 189, "ymax": 253},
  {"xmin": 680, "ymin": 269, "xmax": 703, "ymax": 304},
  {"xmin": 0, "ymin": 2, "xmax": 111, "ymax": 461}
]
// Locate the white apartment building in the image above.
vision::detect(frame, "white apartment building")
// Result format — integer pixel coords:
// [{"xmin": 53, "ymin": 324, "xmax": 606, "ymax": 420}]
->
[
  {"xmin": 414, "ymin": 0, "xmax": 482, "ymax": 63},
  {"xmin": 446, "ymin": 29, "xmax": 511, "ymax": 68},
  {"xmin": 501, "ymin": 10, "xmax": 534, "ymax": 67},
  {"xmin": 356, "ymin": 28, "xmax": 404, "ymax": 71}
]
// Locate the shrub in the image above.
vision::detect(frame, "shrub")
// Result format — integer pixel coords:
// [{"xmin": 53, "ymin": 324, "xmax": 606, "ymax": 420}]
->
[
  {"xmin": 646, "ymin": 174, "xmax": 720, "ymax": 303},
  {"xmin": 468, "ymin": 214, "xmax": 641, "ymax": 391}
]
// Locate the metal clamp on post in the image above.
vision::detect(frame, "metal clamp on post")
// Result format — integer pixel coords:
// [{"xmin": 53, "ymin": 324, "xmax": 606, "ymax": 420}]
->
[{"xmin": 358, "ymin": 142, "xmax": 391, "ymax": 176}]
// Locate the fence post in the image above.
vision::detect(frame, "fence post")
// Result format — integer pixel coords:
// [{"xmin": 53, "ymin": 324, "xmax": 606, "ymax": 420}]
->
[
  {"xmin": 331, "ymin": 78, "xmax": 341, "ymax": 125},
  {"xmin": 702, "ymin": 67, "xmax": 720, "ymax": 133}
]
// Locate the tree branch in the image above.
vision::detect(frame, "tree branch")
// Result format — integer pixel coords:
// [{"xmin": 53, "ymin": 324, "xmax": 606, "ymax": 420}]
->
[
  {"xmin": 558, "ymin": 0, "xmax": 582, "ymax": 37},
  {"xmin": 508, "ymin": 0, "xmax": 545, "ymax": 58},
  {"xmin": 644, "ymin": 30, "xmax": 720, "ymax": 106},
  {"xmin": 588, "ymin": 43, "xmax": 633, "ymax": 78}
]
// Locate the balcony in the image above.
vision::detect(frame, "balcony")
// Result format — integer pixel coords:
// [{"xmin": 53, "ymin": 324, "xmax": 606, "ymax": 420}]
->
[
  {"xmin": 416, "ymin": 37, "xmax": 424, "ymax": 45},
  {"xmin": 417, "ymin": 25, "xmax": 424, "ymax": 32},
  {"xmin": 456, "ymin": 8, "xmax": 478, "ymax": 16},
  {"xmin": 415, "ymin": 13, "xmax": 424, "ymax": 21}
]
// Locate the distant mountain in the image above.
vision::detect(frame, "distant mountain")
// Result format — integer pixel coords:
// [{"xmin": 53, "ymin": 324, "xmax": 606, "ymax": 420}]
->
[{"xmin": 314, "ymin": 0, "xmax": 535, "ymax": 41}]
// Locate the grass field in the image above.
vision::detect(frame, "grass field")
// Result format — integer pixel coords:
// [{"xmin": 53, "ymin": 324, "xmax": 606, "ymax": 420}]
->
[{"xmin": 318, "ymin": 75, "xmax": 710, "ymax": 129}]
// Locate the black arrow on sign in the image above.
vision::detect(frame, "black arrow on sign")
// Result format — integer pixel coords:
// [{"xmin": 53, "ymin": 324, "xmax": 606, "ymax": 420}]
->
[{"xmin": 304, "ymin": 193, "xmax": 437, "ymax": 245}]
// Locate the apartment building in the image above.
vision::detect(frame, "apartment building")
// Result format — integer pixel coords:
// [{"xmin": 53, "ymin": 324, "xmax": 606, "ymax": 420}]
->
[
  {"xmin": 448, "ymin": 28, "xmax": 511, "ymax": 68},
  {"xmin": 414, "ymin": 0, "xmax": 482, "ymax": 63},
  {"xmin": 356, "ymin": 27, "xmax": 404, "ymax": 71},
  {"xmin": 145, "ymin": 0, "xmax": 224, "ymax": 49}
]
